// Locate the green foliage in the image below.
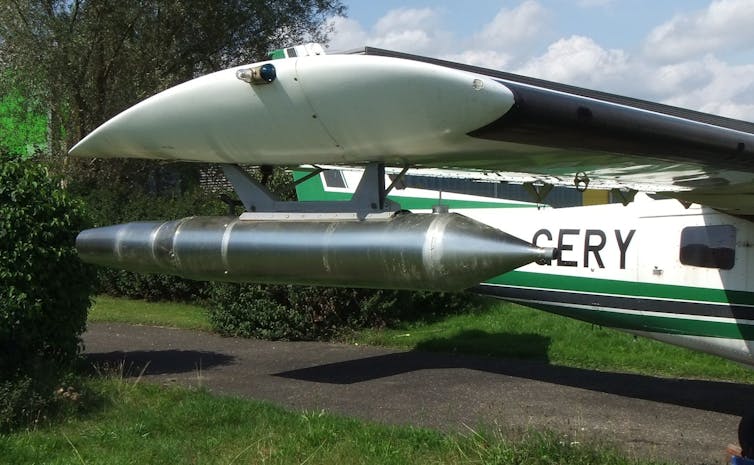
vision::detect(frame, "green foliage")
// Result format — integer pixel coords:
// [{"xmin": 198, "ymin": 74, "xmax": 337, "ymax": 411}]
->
[
  {"xmin": 395, "ymin": 289, "xmax": 478, "ymax": 324},
  {"xmin": 0, "ymin": 0, "xmax": 346, "ymax": 190},
  {"xmin": 0, "ymin": 376, "xmax": 47, "ymax": 430},
  {"xmin": 0, "ymin": 0, "xmax": 343, "ymax": 192},
  {"xmin": 207, "ymin": 283, "xmax": 475, "ymax": 341},
  {"xmin": 95, "ymin": 270, "xmax": 210, "ymax": 303},
  {"xmin": 0, "ymin": 155, "xmax": 96, "ymax": 431},
  {"xmin": 0, "ymin": 87, "xmax": 47, "ymax": 157},
  {"xmin": 81, "ymin": 181, "xmax": 228, "ymax": 225}
]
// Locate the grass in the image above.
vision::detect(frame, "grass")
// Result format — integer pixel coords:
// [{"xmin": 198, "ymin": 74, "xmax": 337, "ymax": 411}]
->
[
  {"xmin": 88, "ymin": 295, "xmax": 754, "ymax": 383},
  {"xmin": 354, "ymin": 300, "xmax": 754, "ymax": 383},
  {"xmin": 75, "ymin": 296, "xmax": 741, "ymax": 464},
  {"xmin": 0, "ymin": 376, "xmax": 670, "ymax": 465},
  {"xmin": 90, "ymin": 295, "xmax": 211, "ymax": 331}
]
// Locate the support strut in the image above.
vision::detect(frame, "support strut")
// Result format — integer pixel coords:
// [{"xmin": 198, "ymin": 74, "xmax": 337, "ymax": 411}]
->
[{"xmin": 221, "ymin": 163, "xmax": 401, "ymax": 219}]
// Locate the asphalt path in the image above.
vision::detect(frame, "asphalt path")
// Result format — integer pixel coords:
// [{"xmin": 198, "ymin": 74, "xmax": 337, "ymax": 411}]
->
[{"xmin": 83, "ymin": 322, "xmax": 753, "ymax": 465}]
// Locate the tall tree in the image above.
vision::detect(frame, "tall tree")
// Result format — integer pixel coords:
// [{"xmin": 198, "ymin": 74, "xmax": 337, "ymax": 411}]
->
[{"xmin": 0, "ymin": 0, "xmax": 345, "ymax": 187}]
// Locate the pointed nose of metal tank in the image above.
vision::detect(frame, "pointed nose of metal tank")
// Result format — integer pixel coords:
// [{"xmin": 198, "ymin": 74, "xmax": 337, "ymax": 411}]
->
[{"xmin": 421, "ymin": 213, "xmax": 555, "ymax": 288}]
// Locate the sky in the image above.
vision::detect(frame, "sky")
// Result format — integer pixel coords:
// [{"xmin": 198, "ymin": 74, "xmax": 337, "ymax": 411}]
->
[{"xmin": 323, "ymin": 0, "xmax": 754, "ymax": 121}]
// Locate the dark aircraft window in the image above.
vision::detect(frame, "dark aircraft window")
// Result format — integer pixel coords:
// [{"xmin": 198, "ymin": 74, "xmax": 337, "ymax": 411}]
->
[
  {"xmin": 322, "ymin": 170, "xmax": 347, "ymax": 188},
  {"xmin": 679, "ymin": 225, "xmax": 736, "ymax": 270},
  {"xmin": 286, "ymin": 47, "xmax": 297, "ymax": 57}
]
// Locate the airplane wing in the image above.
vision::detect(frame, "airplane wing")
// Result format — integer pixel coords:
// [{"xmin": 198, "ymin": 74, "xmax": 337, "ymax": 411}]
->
[
  {"xmin": 69, "ymin": 46, "xmax": 754, "ymax": 213},
  {"xmin": 358, "ymin": 48, "xmax": 754, "ymax": 213}
]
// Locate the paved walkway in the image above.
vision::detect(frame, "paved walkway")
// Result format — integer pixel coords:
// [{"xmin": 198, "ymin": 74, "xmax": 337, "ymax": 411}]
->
[{"xmin": 84, "ymin": 322, "xmax": 753, "ymax": 464}]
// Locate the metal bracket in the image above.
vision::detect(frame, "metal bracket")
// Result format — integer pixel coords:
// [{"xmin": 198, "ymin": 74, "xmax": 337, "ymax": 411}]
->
[
  {"xmin": 610, "ymin": 188, "xmax": 637, "ymax": 206},
  {"xmin": 221, "ymin": 163, "xmax": 401, "ymax": 220},
  {"xmin": 385, "ymin": 165, "xmax": 409, "ymax": 195},
  {"xmin": 523, "ymin": 182, "xmax": 553, "ymax": 203},
  {"xmin": 293, "ymin": 166, "xmax": 324, "ymax": 186},
  {"xmin": 677, "ymin": 199, "xmax": 693, "ymax": 210},
  {"xmin": 574, "ymin": 172, "xmax": 590, "ymax": 192}
]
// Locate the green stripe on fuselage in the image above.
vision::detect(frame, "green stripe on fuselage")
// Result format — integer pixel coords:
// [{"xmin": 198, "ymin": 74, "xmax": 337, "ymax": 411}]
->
[
  {"xmin": 292, "ymin": 171, "xmax": 536, "ymax": 210},
  {"xmin": 489, "ymin": 271, "xmax": 754, "ymax": 306},
  {"xmin": 509, "ymin": 300, "xmax": 754, "ymax": 340},
  {"xmin": 483, "ymin": 271, "xmax": 754, "ymax": 340}
]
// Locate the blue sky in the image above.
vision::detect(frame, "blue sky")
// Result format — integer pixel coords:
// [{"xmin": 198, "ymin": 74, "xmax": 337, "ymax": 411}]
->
[{"xmin": 324, "ymin": 0, "xmax": 754, "ymax": 120}]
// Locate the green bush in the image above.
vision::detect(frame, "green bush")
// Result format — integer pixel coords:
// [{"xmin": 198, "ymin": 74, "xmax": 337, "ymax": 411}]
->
[
  {"xmin": 81, "ymin": 183, "xmax": 229, "ymax": 226},
  {"xmin": 95, "ymin": 269, "xmax": 211, "ymax": 302},
  {"xmin": 0, "ymin": 155, "xmax": 96, "ymax": 431},
  {"xmin": 207, "ymin": 283, "xmax": 475, "ymax": 341}
]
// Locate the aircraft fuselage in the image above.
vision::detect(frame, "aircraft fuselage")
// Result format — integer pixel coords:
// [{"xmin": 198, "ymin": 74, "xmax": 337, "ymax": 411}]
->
[{"xmin": 301, "ymin": 167, "xmax": 754, "ymax": 366}]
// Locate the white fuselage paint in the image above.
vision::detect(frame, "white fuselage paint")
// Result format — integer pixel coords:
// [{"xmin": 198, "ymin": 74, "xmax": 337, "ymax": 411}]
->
[
  {"xmin": 462, "ymin": 201, "xmax": 753, "ymax": 365},
  {"xmin": 307, "ymin": 168, "xmax": 754, "ymax": 367}
]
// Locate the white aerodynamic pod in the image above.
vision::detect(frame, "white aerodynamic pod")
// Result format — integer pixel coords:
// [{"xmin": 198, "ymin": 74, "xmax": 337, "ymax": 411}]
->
[{"xmin": 69, "ymin": 54, "xmax": 515, "ymax": 165}]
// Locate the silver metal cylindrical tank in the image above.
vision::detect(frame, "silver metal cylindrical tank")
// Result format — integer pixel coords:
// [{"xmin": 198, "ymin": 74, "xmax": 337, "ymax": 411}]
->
[{"xmin": 76, "ymin": 212, "xmax": 554, "ymax": 291}]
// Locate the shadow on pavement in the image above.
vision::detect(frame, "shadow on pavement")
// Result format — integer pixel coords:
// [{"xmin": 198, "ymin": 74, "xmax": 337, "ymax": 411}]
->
[
  {"xmin": 275, "ymin": 337, "xmax": 754, "ymax": 417},
  {"xmin": 414, "ymin": 330, "xmax": 551, "ymax": 361},
  {"xmin": 84, "ymin": 350, "xmax": 235, "ymax": 376}
]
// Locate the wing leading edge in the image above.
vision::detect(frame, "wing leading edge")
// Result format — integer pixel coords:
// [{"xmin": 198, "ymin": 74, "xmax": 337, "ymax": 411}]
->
[{"xmin": 70, "ymin": 46, "xmax": 754, "ymax": 213}]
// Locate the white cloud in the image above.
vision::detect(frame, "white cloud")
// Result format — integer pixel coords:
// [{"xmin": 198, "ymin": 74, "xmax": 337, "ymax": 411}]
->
[
  {"xmin": 646, "ymin": 59, "xmax": 715, "ymax": 96},
  {"xmin": 512, "ymin": 36, "xmax": 754, "ymax": 121},
  {"xmin": 324, "ymin": 16, "xmax": 367, "ymax": 52},
  {"xmin": 372, "ymin": 8, "xmax": 437, "ymax": 37},
  {"xmin": 326, "ymin": 7, "xmax": 449, "ymax": 56},
  {"xmin": 516, "ymin": 35, "xmax": 629, "ymax": 88},
  {"xmin": 327, "ymin": 2, "xmax": 549, "ymax": 63},
  {"xmin": 656, "ymin": 56, "xmax": 754, "ymax": 120},
  {"xmin": 439, "ymin": 1, "xmax": 549, "ymax": 71},
  {"xmin": 369, "ymin": 8, "xmax": 437, "ymax": 53},
  {"xmin": 328, "ymin": 0, "xmax": 536, "ymax": 69},
  {"xmin": 645, "ymin": 0, "xmax": 754, "ymax": 63},
  {"xmin": 476, "ymin": 1, "xmax": 550, "ymax": 48}
]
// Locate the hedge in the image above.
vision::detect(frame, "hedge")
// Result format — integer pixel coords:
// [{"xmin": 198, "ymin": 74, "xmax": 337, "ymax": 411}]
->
[
  {"xmin": 0, "ymin": 154, "xmax": 96, "ymax": 431},
  {"xmin": 208, "ymin": 283, "xmax": 475, "ymax": 341}
]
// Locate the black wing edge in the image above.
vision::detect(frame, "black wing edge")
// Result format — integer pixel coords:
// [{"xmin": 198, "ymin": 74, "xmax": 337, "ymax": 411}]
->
[
  {"xmin": 352, "ymin": 46, "xmax": 754, "ymax": 134},
  {"xmin": 342, "ymin": 47, "xmax": 754, "ymax": 173}
]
